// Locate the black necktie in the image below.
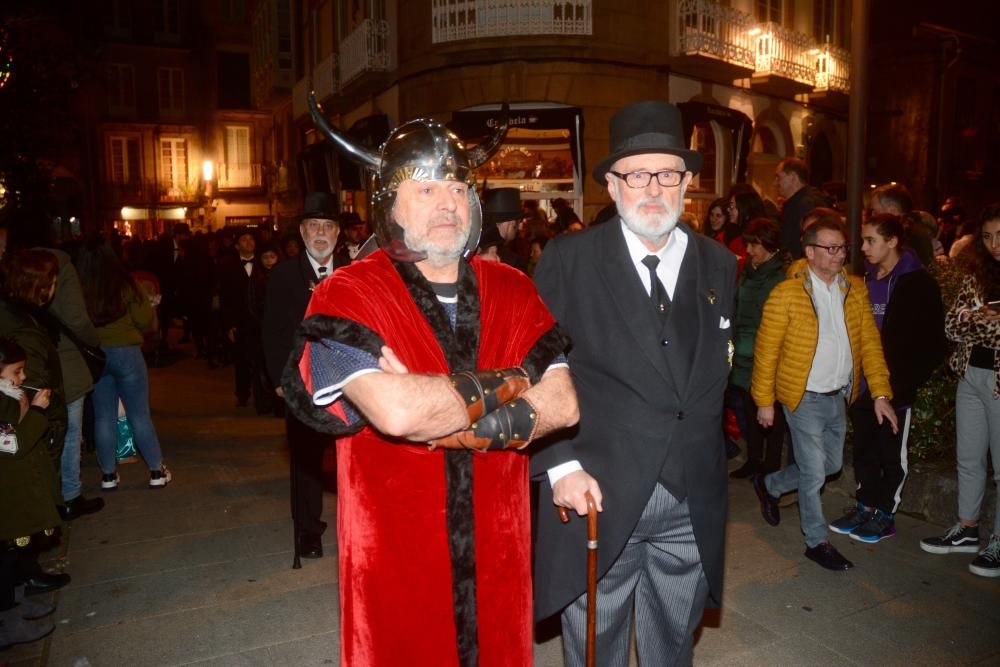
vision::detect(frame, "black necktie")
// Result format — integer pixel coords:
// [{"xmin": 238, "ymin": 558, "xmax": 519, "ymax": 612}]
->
[
  {"xmin": 641, "ymin": 254, "xmax": 670, "ymax": 319},
  {"xmin": 317, "ymin": 265, "xmax": 328, "ymax": 281}
]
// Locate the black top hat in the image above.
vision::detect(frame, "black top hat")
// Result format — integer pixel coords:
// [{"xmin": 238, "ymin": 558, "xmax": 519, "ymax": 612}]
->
[
  {"xmin": 299, "ymin": 192, "xmax": 339, "ymax": 222},
  {"xmin": 483, "ymin": 188, "xmax": 523, "ymax": 225},
  {"xmin": 592, "ymin": 100, "xmax": 702, "ymax": 185}
]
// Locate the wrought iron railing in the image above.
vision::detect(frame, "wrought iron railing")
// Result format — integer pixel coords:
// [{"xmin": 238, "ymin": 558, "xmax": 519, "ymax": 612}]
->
[
  {"xmin": 751, "ymin": 21, "xmax": 815, "ymax": 85},
  {"xmin": 813, "ymin": 44, "xmax": 850, "ymax": 93},
  {"xmin": 674, "ymin": 0, "xmax": 755, "ymax": 70},
  {"xmin": 339, "ymin": 18, "xmax": 392, "ymax": 87},
  {"xmin": 432, "ymin": 0, "xmax": 592, "ymax": 44}
]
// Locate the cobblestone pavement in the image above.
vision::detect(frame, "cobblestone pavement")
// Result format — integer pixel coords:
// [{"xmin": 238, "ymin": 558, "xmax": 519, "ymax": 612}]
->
[{"xmin": 6, "ymin": 349, "xmax": 999, "ymax": 666}]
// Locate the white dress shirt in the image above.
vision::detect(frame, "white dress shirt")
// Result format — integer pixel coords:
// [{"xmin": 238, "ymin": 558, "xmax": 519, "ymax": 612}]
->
[
  {"xmin": 305, "ymin": 252, "xmax": 334, "ymax": 279},
  {"xmin": 806, "ymin": 268, "xmax": 853, "ymax": 393}
]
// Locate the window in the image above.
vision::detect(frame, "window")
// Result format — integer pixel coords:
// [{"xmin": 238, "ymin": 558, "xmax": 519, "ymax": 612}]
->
[
  {"xmin": 106, "ymin": 0, "xmax": 131, "ymax": 36},
  {"xmin": 755, "ymin": 0, "xmax": 782, "ymax": 23},
  {"xmin": 158, "ymin": 67, "xmax": 184, "ymax": 114},
  {"xmin": 108, "ymin": 64, "xmax": 135, "ymax": 113},
  {"xmin": 223, "ymin": 126, "xmax": 252, "ymax": 187},
  {"xmin": 160, "ymin": 138, "xmax": 189, "ymax": 193},
  {"xmin": 222, "ymin": 0, "xmax": 245, "ymax": 22},
  {"xmin": 156, "ymin": 0, "xmax": 180, "ymax": 35},
  {"xmin": 109, "ymin": 137, "xmax": 140, "ymax": 184},
  {"xmin": 217, "ymin": 52, "xmax": 251, "ymax": 108},
  {"xmin": 813, "ymin": 0, "xmax": 835, "ymax": 43}
]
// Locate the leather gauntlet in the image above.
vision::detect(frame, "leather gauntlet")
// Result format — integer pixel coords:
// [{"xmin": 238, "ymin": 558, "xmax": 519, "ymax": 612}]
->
[
  {"xmin": 448, "ymin": 367, "xmax": 530, "ymax": 423},
  {"xmin": 430, "ymin": 397, "xmax": 539, "ymax": 452}
]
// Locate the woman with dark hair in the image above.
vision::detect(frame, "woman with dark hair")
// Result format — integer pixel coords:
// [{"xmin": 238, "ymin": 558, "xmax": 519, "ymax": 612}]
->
[
  {"xmin": 729, "ymin": 218, "xmax": 789, "ymax": 477},
  {"xmin": 75, "ymin": 238, "xmax": 169, "ymax": 490},
  {"xmin": 0, "ymin": 249, "xmax": 72, "ymax": 597},
  {"xmin": 828, "ymin": 214, "xmax": 946, "ymax": 544},
  {"xmin": 921, "ymin": 203, "xmax": 1000, "ymax": 577},
  {"xmin": 702, "ymin": 197, "xmax": 729, "ymax": 240}
]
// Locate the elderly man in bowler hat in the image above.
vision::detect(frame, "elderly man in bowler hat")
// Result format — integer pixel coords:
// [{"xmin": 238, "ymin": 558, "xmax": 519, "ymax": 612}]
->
[
  {"xmin": 479, "ymin": 187, "xmax": 528, "ymax": 271},
  {"xmin": 532, "ymin": 100, "xmax": 738, "ymax": 665},
  {"xmin": 262, "ymin": 192, "xmax": 345, "ymax": 559}
]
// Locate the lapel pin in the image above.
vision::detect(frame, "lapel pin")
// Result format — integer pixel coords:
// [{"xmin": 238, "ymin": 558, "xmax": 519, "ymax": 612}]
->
[{"xmin": 707, "ymin": 288, "xmax": 717, "ymax": 305}]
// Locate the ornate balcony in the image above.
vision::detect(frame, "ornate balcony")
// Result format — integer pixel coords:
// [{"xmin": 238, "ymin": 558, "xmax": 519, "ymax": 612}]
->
[
  {"xmin": 339, "ymin": 19, "xmax": 392, "ymax": 88},
  {"xmin": 672, "ymin": 0, "xmax": 755, "ymax": 80},
  {"xmin": 431, "ymin": 0, "xmax": 592, "ymax": 43},
  {"xmin": 749, "ymin": 22, "xmax": 817, "ymax": 96},
  {"xmin": 809, "ymin": 44, "xmax": 850, "ymax": 111}
]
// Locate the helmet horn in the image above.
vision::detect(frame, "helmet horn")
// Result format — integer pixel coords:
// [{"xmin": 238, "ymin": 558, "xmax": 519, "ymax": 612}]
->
[
  {"xmin": 466, "ymin": 102, "xmax": 510, "ymax": 169},
  {"xmin": 308, "ymin": 92, "xmax": 381, "ymax": 170}
]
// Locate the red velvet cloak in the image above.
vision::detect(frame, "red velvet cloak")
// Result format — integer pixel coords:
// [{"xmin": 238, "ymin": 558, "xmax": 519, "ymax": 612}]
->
[{"xmin": 297, "ymin": 250, "xmax": 558, "ymax": 666}]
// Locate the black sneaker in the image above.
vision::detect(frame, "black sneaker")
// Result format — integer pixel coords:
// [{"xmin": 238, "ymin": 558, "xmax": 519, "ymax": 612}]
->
[
  {"xmin": 920, "ymin": 523, "xmax": 980, "ymax": 554},
  {"xmin": 100, "ymin": 472, "xmax": 120, "ymax": 490},
  {"xmin": 850, "ymin": 510, "xmax": 896, "ymax": 544},
  {"xmin": 829, "ymin": 503, "xmax": 872, "ymax": 535},
  {"xmin": 969, "ymin": 535, "xmax": 1000, "ymax": 578},
  {"xmin": 149, "ymin": 465, "xmax": 172, "ymax": 488}
]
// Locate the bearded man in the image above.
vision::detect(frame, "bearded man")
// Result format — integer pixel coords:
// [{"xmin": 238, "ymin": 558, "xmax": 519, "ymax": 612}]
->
[
  {"xmin": 282, "ymin": 96, "xmax": 578, "ymax": 666},
  {"xmin": 532, "ymin": 100, "xmax": 737, "ymax": 666}
]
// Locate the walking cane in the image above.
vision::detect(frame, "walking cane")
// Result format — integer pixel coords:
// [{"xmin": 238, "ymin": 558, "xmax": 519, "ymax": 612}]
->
[
  {"xmin": 290, "ymin": 434, "xmax": 302, "ymax": 570},
  {"xmin": 558, "ymin": 491, "xmax": 598, "ymax": 667}
]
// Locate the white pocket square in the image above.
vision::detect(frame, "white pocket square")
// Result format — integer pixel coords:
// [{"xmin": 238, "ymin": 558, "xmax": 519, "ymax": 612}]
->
[{"xmin": 719, "ymin": 317, "xmax": 731, "ymax": 329}]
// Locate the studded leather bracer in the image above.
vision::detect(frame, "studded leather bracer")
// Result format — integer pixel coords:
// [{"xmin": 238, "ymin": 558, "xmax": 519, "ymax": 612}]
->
[
  {"xmin": 448, "ymin": 367, "xmax": 530, "ymax": 423},
  {"xmin": 429, "ymin": 397, "xmax": 539, "ymax": 452}
]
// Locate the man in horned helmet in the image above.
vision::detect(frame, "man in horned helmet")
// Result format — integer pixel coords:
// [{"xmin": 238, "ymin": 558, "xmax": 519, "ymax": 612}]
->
[{"xmin": 282, "ymin": 95, "xmax": 579, "ymax": 665}]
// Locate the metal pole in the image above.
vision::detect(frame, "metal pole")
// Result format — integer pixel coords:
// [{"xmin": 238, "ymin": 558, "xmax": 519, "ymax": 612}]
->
[{"xmin": 847, "ymin": 0, "xmax": 870, "ymax": 274}]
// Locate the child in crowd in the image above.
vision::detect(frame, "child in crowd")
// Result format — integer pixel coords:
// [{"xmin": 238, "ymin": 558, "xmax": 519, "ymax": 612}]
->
[{"xmin": 0, "ymin": 338, "xmax": 59, "ymax": 649}]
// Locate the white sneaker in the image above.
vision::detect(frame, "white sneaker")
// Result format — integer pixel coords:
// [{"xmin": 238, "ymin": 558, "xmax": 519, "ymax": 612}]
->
[
  {"xmin": 149, "ymin": 465, "xmax": 172, "ymax": 488},
  {"xmin": 100, "ymin": 472, "xmax": 120, "ymax": 490}
]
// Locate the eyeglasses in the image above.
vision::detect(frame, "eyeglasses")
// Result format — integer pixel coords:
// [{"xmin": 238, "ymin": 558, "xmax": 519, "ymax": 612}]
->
[
  {"xmin": 726, "ymin": 201, "xmax": 737, "ymax": 211},
  {"xmin": 608, "ymin": 170, "xmax": 684, "ymax": 189},
  {"xmin": 809, "ymin": 243, "xmax": 850, "ymax": 256},
  {"xmin": 304, "ymin": 221, "xmax": 338, "ymax": 234}
]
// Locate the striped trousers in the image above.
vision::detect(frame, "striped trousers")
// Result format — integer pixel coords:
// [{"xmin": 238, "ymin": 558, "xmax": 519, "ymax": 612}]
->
[{"xmin": 560, "ymin": 483, "xmax": 709, "ymax": 667}]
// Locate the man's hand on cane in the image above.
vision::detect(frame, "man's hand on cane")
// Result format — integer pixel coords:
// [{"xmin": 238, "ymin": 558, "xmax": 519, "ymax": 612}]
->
[{"xmin": 553, "ymin": 470, "xmax": 603, "ymax": 516}]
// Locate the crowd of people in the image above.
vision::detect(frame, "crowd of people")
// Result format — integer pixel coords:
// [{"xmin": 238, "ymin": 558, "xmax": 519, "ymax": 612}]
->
[{"xmin": 0, "ymin": 95, "xmax": 998, "ymax": 662}]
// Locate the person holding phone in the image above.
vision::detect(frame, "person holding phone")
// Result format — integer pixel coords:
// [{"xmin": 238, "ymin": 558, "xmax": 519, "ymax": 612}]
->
[
  {"xmin": 828, "ymin": 214, "xmax": 947, "ymax": 543},
  {"xmin": 921, "ymin": 203, "xmax": 1000, "ymax": 577}
]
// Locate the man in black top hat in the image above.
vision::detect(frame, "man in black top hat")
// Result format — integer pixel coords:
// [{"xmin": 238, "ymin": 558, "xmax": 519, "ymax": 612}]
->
[
  {"xmin": 532, "ymin": 100, "xmax": 737, "ymax": 665},
  {"xmin": 262, "ymin": 192, "xmax": 346, "ymax": 558},
  {"xmin": 480, "ymin": 187, "xmax": 528, "ymax": 271}
]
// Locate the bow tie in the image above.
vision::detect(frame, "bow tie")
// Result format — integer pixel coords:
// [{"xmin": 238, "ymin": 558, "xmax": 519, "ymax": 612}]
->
[{"xmin": 241, "ymin": 258, "xmax": 254, "ymax": 265}]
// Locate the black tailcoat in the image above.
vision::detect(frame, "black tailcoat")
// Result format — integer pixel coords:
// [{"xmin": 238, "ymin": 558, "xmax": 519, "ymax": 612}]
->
[{"xmin": 531, "ymin": 219, "xmax": 737, "ymax": 621}]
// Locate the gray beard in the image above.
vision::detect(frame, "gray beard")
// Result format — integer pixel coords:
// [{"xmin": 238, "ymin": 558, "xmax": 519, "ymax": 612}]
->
[{"xmin": 305, "ymin": 245, "xmax": 333, "ymax": 263}]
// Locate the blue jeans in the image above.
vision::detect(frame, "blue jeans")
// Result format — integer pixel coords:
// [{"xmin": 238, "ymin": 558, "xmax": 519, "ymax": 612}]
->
[
  {"xmin": 93, "ymin": 345, "xmax": 163, "ymax": 474},
  {"xmin": 765, "ymin": 392, "xmax": 846, "ymax": 548},
  {"xmin": 60, "ymin": 396, "xmax": 85, "ymax": 501}
]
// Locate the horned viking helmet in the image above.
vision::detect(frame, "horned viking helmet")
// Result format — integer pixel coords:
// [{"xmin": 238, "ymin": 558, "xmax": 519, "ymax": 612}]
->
[{"xmin": 308, "ymin": 93, "xmax": 509, "ymax": 262}]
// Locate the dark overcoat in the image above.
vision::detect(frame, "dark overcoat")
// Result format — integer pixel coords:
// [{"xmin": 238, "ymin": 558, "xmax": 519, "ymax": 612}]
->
[{"xmin": 531, "ymin": 219, "xmax": 737, "ymax": 620}]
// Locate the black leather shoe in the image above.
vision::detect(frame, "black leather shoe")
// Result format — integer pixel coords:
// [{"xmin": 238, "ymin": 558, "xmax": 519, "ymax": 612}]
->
[
  {"xmin": 23, "ymin": 572, "xmax": 71, "ymax": 596},
  {"xmin": 297, "ymin": 532, "xmax": 323, "ymax": 559},
  {"xmin": 805, "ymin": 542, "xmax": 854, "ymax": 571},
  {"xmin": 751, "ymin": 474, "xmax": 780, "ymax": 526},
  {"xmin": 58, "ymin": 495, "xmax": 105, "ymax": 521}
]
